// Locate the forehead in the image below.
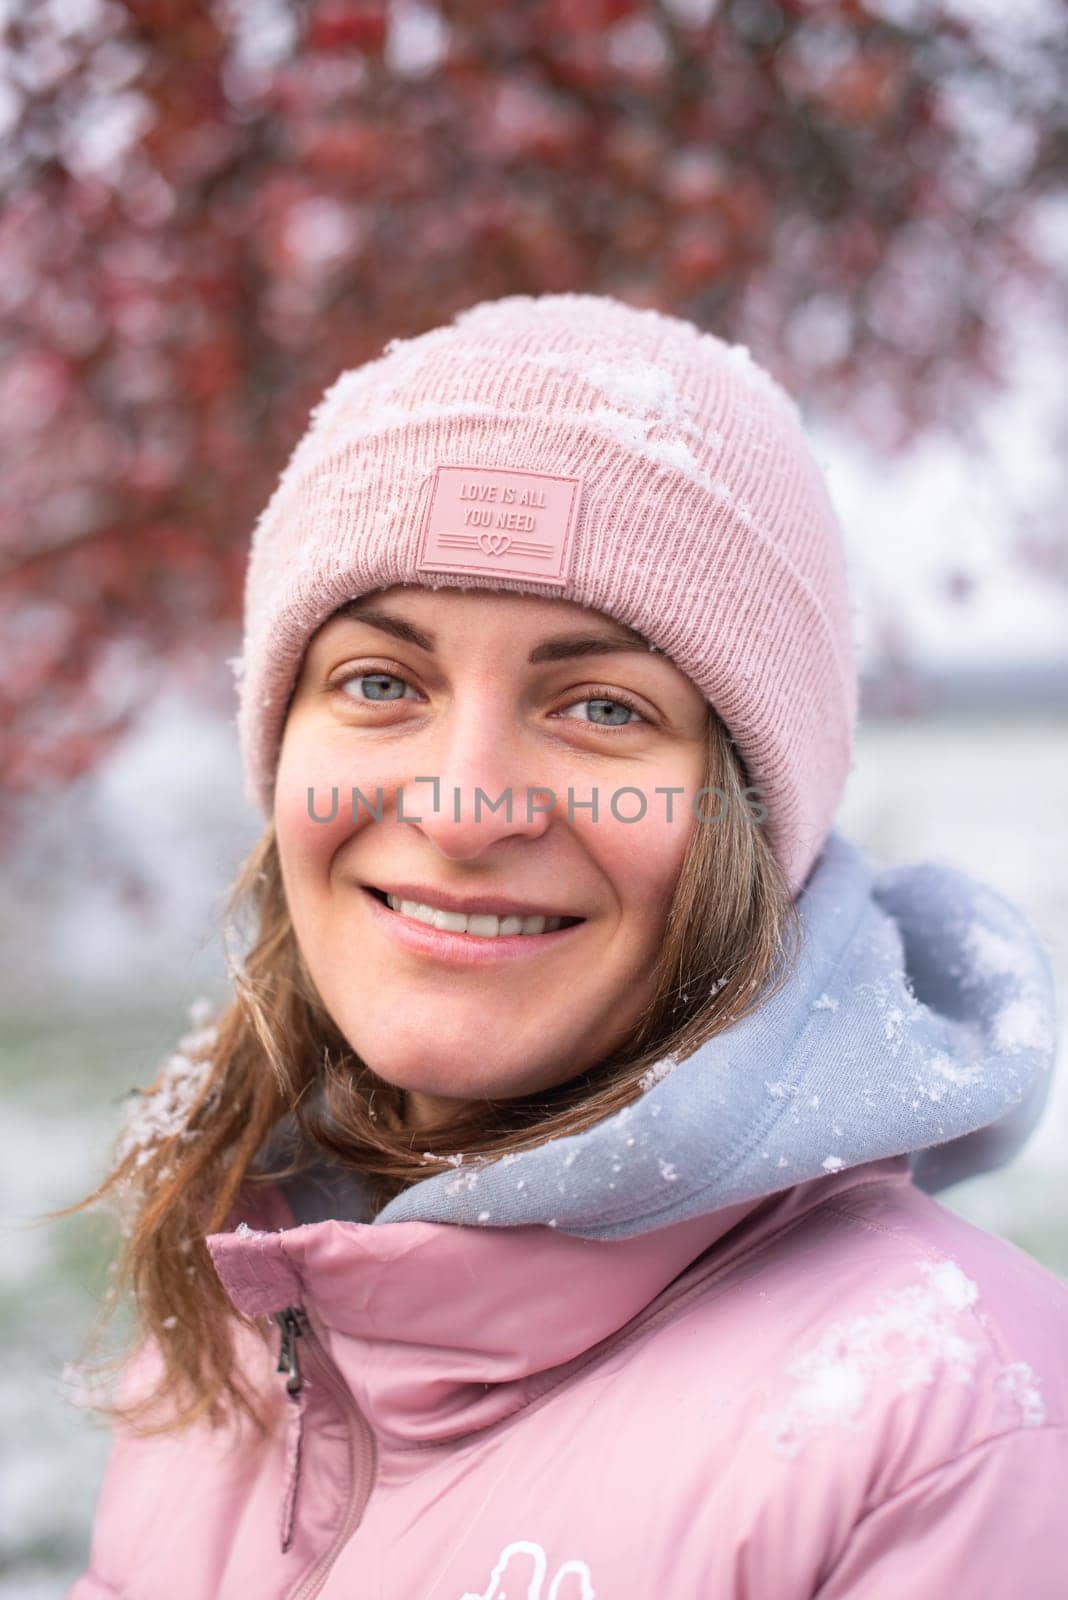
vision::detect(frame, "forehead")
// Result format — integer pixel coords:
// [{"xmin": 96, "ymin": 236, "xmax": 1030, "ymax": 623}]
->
[{"xmin": 316, "ymin": 584, "xmax": 650, "ymax": 643}]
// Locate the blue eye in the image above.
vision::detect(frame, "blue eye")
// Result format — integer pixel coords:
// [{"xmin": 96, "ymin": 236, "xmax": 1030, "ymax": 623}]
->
[
  {"xmin": 341, "ymin": 672, "xmax": 414, "ymax": 702},
  {"xmin": 560, "ymin": 696, "xmax": 643, "ymax": 727}
]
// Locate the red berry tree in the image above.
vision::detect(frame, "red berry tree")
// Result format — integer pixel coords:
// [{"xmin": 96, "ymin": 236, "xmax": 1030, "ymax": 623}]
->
[{"xmin": 1, "ymin": 0, "xmax": 1065, "ymax": 826}]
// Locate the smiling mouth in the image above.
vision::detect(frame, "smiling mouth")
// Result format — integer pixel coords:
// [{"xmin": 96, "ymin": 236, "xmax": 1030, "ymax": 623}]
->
[{"xmin": 364, "ymin": 886, "xmax": 585, "ymax": 940}]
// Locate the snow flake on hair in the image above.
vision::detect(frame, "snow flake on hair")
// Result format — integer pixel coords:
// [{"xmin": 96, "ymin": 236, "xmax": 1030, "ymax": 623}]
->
[
  {"xmin": 638, "ymin": 1056, "xmax": 677, "ymax": 1093},
  {"xmin": 114, "ymin": 997, "xmax": 221, "ymax": 1174}
]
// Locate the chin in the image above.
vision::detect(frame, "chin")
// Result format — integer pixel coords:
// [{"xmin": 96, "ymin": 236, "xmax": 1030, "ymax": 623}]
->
[
  {"xmin": 354, "ymin": 1040, "xmax": 502, "ymax": 1093},
  {"xmin": 356, "ymin": 1043, "xmax": 558, "ymax": 1106}
]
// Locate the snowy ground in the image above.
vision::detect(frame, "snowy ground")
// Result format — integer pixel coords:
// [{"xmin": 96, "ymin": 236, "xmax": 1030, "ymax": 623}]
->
[{"xmin": 0, "ymin": 710, "xmax": 1064, "ymax": 1595}]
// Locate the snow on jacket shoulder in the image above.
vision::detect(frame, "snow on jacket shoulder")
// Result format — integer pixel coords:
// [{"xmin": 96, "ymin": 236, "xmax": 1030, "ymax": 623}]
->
[{"xmin": 66, "ymin": 829, "xmax": 1068, "ymax": 1598}]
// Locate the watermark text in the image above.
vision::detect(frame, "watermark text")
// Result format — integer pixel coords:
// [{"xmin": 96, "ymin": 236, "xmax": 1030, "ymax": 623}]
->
[{"xmin": 303, "ymin": 778, "xmax": 767, "ymax": 826}]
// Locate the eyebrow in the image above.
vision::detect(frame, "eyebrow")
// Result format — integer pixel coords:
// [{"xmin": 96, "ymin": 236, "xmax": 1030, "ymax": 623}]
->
[{"xmin": 331, "ymin": 601, "xmax": 654, "ymax": 664}]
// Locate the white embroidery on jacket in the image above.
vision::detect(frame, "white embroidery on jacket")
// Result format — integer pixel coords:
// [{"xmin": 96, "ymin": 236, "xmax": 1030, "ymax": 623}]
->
[{"xmin": 458, "ymin": 1537, "xmax": 596, "ymax": 1599}]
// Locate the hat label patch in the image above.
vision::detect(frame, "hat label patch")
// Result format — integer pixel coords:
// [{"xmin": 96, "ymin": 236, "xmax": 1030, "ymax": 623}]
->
[{"xmin": 417, "ymin": 464, "xmax": 581, "ymax": 586}]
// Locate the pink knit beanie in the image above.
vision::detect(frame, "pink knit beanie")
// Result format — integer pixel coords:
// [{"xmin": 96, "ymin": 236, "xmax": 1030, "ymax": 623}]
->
[{"xmin": 233, "ymin": 292, "xmax": 858, "ymax": 899}]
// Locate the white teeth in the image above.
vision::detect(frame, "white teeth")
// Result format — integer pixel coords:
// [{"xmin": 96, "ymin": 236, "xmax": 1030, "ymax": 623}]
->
[
  {"xmin": 400, "ymin": 898, "xmax": 437, "ymax": 927},
  {"xmin": 384, "ymin": 895, "xmax": 568, "ymax": 938}
]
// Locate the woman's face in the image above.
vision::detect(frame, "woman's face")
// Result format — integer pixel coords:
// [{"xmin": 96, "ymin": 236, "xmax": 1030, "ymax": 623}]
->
[{"xmin": 275, "ymin": 585, "xmax": 710, "ymax": 1130}]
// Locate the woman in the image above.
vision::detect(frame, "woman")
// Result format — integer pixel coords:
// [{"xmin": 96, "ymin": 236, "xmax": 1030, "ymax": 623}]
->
[{"xmin": 64, "ymin": 294, "xmax": 1066, "ymax": 1598}]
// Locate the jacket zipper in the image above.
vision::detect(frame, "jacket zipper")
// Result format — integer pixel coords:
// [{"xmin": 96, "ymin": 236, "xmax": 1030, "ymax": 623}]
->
[
  {"xmin": 275, "ymin": 1307, "xmax": 309, "ymax": 1553},
  {"xmin": 273, "ymin": 1303, "xmax": 378, "ymax": 1598}
]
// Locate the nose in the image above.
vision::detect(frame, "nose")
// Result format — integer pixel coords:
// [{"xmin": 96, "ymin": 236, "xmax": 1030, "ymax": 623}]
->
[{"xmin": 403, "ymin": 697, "xmax": 556, "ymax": 861}]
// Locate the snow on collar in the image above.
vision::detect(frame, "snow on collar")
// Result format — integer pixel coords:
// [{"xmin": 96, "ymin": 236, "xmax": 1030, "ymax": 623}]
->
[{"xmin": 262, "ymin": 827, "xmax": 1058, "ymax": 1242}]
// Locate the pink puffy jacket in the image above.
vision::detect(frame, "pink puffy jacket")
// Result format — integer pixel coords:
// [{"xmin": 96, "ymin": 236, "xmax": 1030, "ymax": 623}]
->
[
  {"xmin": 66, "ymin": 832, "xmax": 1068, "ymax": 1597},
  {"xmin": 68, "ymin": 1154, "xmax": 1068, "ymax": 1599}
]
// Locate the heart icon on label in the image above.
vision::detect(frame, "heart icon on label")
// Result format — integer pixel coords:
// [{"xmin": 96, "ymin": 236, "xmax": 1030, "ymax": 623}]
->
[{"xmin": 477, "ymin": 532, "xmax": 512, "ymax": 556}]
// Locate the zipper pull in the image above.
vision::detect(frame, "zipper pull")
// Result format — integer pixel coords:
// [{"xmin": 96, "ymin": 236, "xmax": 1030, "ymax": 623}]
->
[
  {"xmin": 275, "ymin": 1305, "xmax": 309, "ymax": 1553},
  {"xmin": 275, "ymin": 1305, "xmax": 306, "ymax": 1394}
]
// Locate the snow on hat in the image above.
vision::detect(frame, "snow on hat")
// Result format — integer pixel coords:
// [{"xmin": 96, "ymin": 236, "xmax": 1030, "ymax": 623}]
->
[{"xmin": 232, "ymin": 292, "xmax": 858, "ymax": 898}]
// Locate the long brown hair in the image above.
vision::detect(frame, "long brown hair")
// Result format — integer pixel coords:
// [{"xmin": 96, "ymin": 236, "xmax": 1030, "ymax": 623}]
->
[{"xmin": 44, "ymin": 707, "xmax": 801, "ymax": 1441}]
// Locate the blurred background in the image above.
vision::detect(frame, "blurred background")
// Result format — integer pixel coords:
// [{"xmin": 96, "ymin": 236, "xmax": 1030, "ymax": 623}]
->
[{"xmin": 1, "ymin": 0, "xmax": 1065, "ymax": 1590}]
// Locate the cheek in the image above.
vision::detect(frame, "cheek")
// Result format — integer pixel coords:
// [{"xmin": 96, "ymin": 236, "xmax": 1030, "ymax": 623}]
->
[
  {"xmin": 580, "ymin": 799, "xmax": 696, "ymax": 928},
  {"xmin": 274, "ymin": 725, "xmax": 356, "ymax": 889}
]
